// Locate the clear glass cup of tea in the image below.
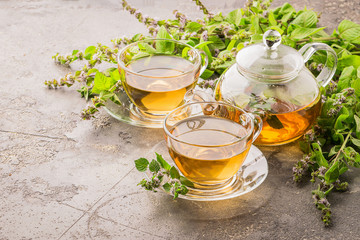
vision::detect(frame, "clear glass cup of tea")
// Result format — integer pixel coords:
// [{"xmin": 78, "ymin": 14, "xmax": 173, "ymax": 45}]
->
[
  {"xmin": 163, "ymin": 101, "xmax": 263, "ymax": 191},
  {"xmin": 117, "ymin": 38, "xmax": 208, "ymax": 126}
]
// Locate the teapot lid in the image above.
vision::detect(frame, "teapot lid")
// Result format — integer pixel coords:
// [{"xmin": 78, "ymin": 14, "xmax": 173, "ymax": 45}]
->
[{"xmin": 236, "ymin": 30, "xmax": 304, "ymax": 82}]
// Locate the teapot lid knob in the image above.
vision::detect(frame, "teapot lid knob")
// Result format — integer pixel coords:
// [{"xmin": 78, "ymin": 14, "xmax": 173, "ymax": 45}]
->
[{"xmin": 263, "ymin": 30, "xmax": 281, "ymax": 50}]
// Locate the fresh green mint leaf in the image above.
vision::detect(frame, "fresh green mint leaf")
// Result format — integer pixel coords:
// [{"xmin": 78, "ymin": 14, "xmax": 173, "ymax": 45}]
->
[
  {"xmin": 185, "ymin": 22, "xmax": 203, "ymax": 32},
  {"xmin": 335, "ymin": 112, "xmax": 349, "ymax": 131},
  {"xmin": 351, "ymin": 78, "xmax": 360, "ymax": 97},
  {"xmin": 180, "ymin": 176, "xmax": 194, "ymax": 188},
  {"xmin": 250, "ymin": 15, "xmax": 261, "ymax": 34},
  {"xmin": 195, "ymin": 41, "xmax": 213, "ymax": 50},
  {"xmin": 338, "ymin": 20, "xmax": 360, "ymax": 44},
  {"xmin": 138, "ymin": 42, "xmax": 157, "ymax": 54},
  {"xmin": 170, "ymin": 166, "xmax": 180, "ymax": 179},
  {"xmin": 99, "ymin": 91, "xmax": 115, "ymax": 101},
  {"xmin": 156, "ymin": 26, "xmax": 174, "ymax": 53},
  {"xmin": 339, "ymin": 55, "xmax": 360, "ymax": 71},
  {"xmin": 351, "ymin": 137, "xmax": 360, "ymax": 148},
  {"xmin": 268, "ymin": 11, "xmax": 277, "ymax": 26},
  {"xmin": 208, "ymin": 35, "xmax": 226, "ymax": 50},
  {"xmin": 279, "ymin": 2, "xmax": 295, "ymax": 15},
  {"xmin": 135, "ymin": 158, "xmax": 149, "ymax": 172},
  {"xmin": 324, "ymin": 161, "xmax": 340, "ymax": 184},
  {"xmin": 162, "ymin": 183, "xmax": 171, "ymax": 192},
  {"xmin": 290, "ymin": 27, "xmax": 326, "ymax": 41},
  {"xmin": 155, "ymin": 153, "xmax": 171, "ymax": 171},
  {"xmin": 312, "ymin": 143, "xmax": 329, "ymax": 168},
  {"xmin": 149, "ymin": 159, "xmax": 160, "ymax": 173},
  {"xmin": 92, "ymin": 72, "xmax": 117, "ymax": 94},
  {"xmin": 226, "ymin": 9, "xmax": 242, "ymax": 26},
  {"xmin": 329, "ymin": 145, "xmax": 341, "ymax": 157},
  {"xmin": 200, "ymin": 69, "xmax": 214, "ymax": 79},
  {"xmin": 354, "ymin": 115, "xmax": 360, "ymax": 135},
  {"xmin": 226, "ymin": 39, "xmax": 237, "ymax": 51},
  {"xmin": 84, "ymin": 46, "xmax": 97, "ymax": 60},
  {"xmin": 281, "ymin": 11, "xmax": 294, "ymax": 24},
  {"xmin": 291, "ymin": 11, "xmax": 318, "ymax": 28},
  {"xmin": 338, "ymin": 66, "xmax": 355, "ymax": 90}
]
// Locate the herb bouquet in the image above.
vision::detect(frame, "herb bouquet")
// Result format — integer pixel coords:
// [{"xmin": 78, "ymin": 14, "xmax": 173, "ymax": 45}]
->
[{"xmin": 46, "ymin": 0, "xmax": 360, "ymax": 226}]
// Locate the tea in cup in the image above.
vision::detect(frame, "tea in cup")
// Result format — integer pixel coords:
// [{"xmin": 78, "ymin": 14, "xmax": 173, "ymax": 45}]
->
[
  {"xmin": 163, "ymin": 102, "xmax": 262, "ymax": 187},
  {"xmin": 117, "ymin": 39, "xmax": 208, "ymax": 123}
]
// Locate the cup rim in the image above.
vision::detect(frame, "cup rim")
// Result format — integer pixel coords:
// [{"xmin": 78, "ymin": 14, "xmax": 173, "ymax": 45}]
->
[
  {"xmin": 163, "ymin": 101, "xmax": 255, "ymax": 147},
  {"xmin": 117, "ymin": 38, "xmax": 202, "ymax": 78}
]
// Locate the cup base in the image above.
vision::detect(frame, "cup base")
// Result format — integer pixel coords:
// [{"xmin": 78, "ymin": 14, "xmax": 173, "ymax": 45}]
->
[
  {"xmin": 146, "ymin": 141, "xmax": 268, "ymax": 201},
  {"xmin": 104, "ymin": 90, "xmax": 165, "ymax": 128}
]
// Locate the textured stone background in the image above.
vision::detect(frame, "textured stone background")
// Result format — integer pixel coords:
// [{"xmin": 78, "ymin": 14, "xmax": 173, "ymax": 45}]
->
[{"xmin": 0, "ymin": 0, "xmax": 359, "ymax": 239}]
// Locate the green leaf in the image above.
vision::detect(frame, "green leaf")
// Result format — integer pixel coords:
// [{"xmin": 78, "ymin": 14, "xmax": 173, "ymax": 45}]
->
[
  {"xmin": 149, "ymin": 159, "xmax": 160, "ymax": 173},
  {"xmin": 312, "ymin": 143, "xmax": 329, "ymax": 167},
  {"xmin": 99, "ymin": 91, "xmax": 115, "ymax": 101},
  {"xmin": 338, "ymin": 162, "xmax": 348, "ymax": 175},
  {"xmin": 92, "ymin": 72, "xmax": 117, "ymax": 94},
  {"xmin": 135, "ymin": 158, "xmax": 149, "ymax": 172},
  {"xmin": 208, "ymin": 35, "xmax": 226, "ymax": 50},
  {"xmin": 351, "ymin": 138, "xmax": 360, "ymax": 148},
  {"xmin": 201, "ymin": 44, "xmax": 213, "ymax": 64},
  {"xmin": 281, "ymin": 11, "xmax": 294, "ymax": 24},
  {"xmin": 88, "ymin": 68, "xmax": 99, "ymax": 75},
  {"xmin": 279, "ymin": 3, "xmax": 295, "ymax": 15},
  {"xmin": 351, "ymin": 78, "xmax": 360, "ymax": 97},
  {"xmin": 156, "ymin": 25, "xmax": 172, "ymax": 39},
  {"xmin": 226, "ymin": 39, "xmax": 237, "ymax": 51},
  {"xmin": 268, "ymin": 11, "xmax": 277, "ymax": 26},
  {"xmin": 226, "ymin": 9, "xmax": 242, "ymax": 26},
  {"xmin": 337, "ymin": 66, "xmax": 355, "ymax": 90},
  {"xmin": 156, "ymin": 26, "xmax": 174, "ymax": 53},
  {"xmin": 200, "ymin": 69, "xmax": 214, "ymax": 79},
  {"xmin": 185, "ymin": 22, "xmax": 203, "ymax": 32},
  {"xmin": 251, "ymin": 15, "xmax": 261, "ymax": 34},
  {"xmin": 338, "ymin": 20, "xmax": 360, "ymax": 44},
  {"xmin": 334, "ymin": 112, "xmax": 349, "ymax": 131},
  {"xmin": 84, "ymin": 46, "xmax": 97, "ymax": 60},
  {"xmin": 354, "ymin": 115, "xmax": 360, "ymax": 134},
  {"xmin": 179, "ymin": 176, "xmax": 194, "ymax": 188},
  {"xmin": 170, "ymin": 166, "xmax": 180, "ymax": 179},
  {"xmin": 290, "ymin": 27, "xmax": 326, "ymax": 40},
  {"xmin": 329, "ymin": 145, "xmax": 341, "ymax": 157},
  {"xmin": 339, "ymin": 55, "xmax": 360, "ymax": 70},
  {"xmin": 195, "ymin": 41, "xmax": 213, "ymax": 49},
  {"xmin": 138, "ymin": 42, "xmax": 157, "ymax": 54},
  {"xmin": 162, "ymin": 183, "xmax": 171, "ymax": 192},
  {"xmin": 266, "ymin": 115, "xmax": 284, "ymax": 129},
  {"xmin": 291, "ymin": 11, "xmax": 318, "ymax": 28},
  {"xmin": 155, "ymin": 153, "xmax": 171, "ymax": 171},
  {"xmin": 324, "ymin": 161, "xmax": 340, "ymax": 184}
]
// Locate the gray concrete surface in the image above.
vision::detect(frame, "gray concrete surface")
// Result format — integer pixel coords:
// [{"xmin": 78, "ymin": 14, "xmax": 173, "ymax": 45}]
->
[{"xmin": 0, "ymin": 0, "xmax": 360, "ymax": 239}]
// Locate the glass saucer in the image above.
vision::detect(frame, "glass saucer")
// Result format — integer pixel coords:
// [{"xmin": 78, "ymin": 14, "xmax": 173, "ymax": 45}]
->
[
  {"xmin": 104, "ymin": 90, "xmax": 165, "ymax": 128},
  {"xmin": 146, "ymin": 141, "xmax": 268, "ymax": 201}
]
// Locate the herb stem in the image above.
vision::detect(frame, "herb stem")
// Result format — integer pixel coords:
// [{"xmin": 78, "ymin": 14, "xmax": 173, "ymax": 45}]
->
[{"xmin": 332, "ymin": 130, "xmax": 353, "ymax": 164}]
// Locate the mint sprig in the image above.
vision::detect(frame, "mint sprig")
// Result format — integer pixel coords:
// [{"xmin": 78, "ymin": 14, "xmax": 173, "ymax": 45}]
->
[{"xmin": 135, "ymin": 153, "xmax": 193, "ymax": 199}]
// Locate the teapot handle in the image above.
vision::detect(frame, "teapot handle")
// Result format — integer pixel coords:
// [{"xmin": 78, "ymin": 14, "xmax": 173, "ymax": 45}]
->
[{"xmin": 299, "ymin": 43, "xmax": 337, "ymax": 87}]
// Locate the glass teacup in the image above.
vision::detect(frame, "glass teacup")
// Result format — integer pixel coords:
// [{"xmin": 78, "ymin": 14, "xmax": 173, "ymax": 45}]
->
[
  {"xmin": 117, "ymin": 39, "xmax": 208, "ymax": 125},
  {"xmin": 163, "ymin": 102, "xmax": 262, "ymax": 189}
]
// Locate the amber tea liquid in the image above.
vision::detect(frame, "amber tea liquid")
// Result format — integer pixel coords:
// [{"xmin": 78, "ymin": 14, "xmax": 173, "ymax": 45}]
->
[
  {"xmin": 123, "ymin": 55, "xmax": 199, "ymax": 115},
  {"xmin": 254, "ymin": 95, "xmax": 321, "ymax": 146},
  {"xmin": 168, "ymin": 116, "xmax": 250, "ymax": 185}
]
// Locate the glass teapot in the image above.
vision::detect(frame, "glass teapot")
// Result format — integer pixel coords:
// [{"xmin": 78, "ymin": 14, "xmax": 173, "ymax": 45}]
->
[{"xmin": 215, "ymin": 30, "xmax": 337, "ymax": 146}]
